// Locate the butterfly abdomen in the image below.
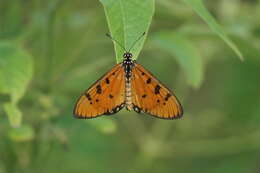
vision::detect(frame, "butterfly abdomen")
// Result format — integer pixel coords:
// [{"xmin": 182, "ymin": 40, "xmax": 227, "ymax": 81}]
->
[{"xmin": 125, "ymin": 78, "xmax": 132, "ymax": 110}]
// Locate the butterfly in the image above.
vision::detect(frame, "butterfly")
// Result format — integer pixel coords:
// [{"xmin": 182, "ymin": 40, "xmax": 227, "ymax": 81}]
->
[{"xmin": 73, "ymin": 32, "xmax": 183, "ymax": 119}]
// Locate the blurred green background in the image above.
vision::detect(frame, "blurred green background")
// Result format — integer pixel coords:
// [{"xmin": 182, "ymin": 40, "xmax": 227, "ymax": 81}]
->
[{"xmin": 1, "ymin": 0, "xmax": 260, "ymax": 173}]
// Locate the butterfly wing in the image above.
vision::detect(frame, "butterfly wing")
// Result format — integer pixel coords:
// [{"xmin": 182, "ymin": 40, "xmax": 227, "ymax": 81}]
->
[
  {"xmin": 131, "ymin": 63, "xmax": 183, "ymax": 119},
  {"xmin": 73, "ymin": 63, "xmax": 125, "ymax": 119}
]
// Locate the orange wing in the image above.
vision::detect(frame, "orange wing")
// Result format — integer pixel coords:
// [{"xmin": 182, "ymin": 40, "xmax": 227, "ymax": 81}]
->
[
  {"xmin": 131, "ymin": 63, "xmax": 183, "ymax": 119},
  {"xmin": 73, "ymin": 63, "xmax": 125, "ymax": 119}
]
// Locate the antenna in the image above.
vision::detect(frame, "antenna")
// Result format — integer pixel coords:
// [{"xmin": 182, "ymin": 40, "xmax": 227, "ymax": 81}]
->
[
  {"xmin": 128, "ymin": 32, "xmax": 146, "ymax": 52},
  {"xmin": 106, "ymin": 33, "xmax": 127, "ymax": 52},
  {"xmin": 106, "ymin": 32, "xmax": 146, "ymax": 52}
]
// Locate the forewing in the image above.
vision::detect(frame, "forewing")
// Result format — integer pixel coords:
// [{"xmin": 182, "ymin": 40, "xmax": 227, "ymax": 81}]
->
[
  {"xmin": 131, "ymin": 63, "xmax": 183, "ymax": 119},
  {"xmin": 73, "ymin": 63, "xmax": 125, "ymax": 118}
]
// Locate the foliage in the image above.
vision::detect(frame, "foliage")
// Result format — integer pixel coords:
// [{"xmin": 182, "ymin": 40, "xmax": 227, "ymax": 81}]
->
[
  {"xmin": 100, "ymin": 0, "xmax": 154, "ymax": 62},
  {"xmin": 0, "ymin": 0, "xmax": 260, "ymax": 173}
]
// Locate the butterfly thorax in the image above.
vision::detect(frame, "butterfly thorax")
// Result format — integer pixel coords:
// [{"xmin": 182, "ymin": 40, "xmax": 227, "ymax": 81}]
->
[{"xmin": 122, "ymin": 52, "xmax": 135, "ymax": 110}]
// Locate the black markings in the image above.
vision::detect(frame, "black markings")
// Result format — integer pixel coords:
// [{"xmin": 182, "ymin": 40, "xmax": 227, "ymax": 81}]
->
[
  {"xmin": 112, "ymin": 72, "xmax": 115, "ymax": 75},
  {"xmin": 125, "ymin": 72, "xmax": 131, "ymax": 79},
  {"xmin": 123, "ymin": 57, "xmax": 134, "ymax": 81},
  {"xmin": 142, "ymin": 94, "xmax": 147, "ymax": 98},
  {"xmin": 133, "ymin": 105, "xmax": 141, "ymax": 113},
  {"xmin": 96, "ymin": 99, "xmax": 99, "ymax": 102},
  {"xmin": 104, "ymin": 109, "xmax": 111, "ymax": 115},
  {"xmin": 164, "ymin": 93, "xmax": 172, "ymax": 101},
  {"xmin": 105, "ymin": 78, "xmax": 110, "ymax": 84},
  {"xmin": 90, "ymin": 102, "xmax": 93, "ymax": 105},
  {"xmin": 157, "ymin": 99, "xmax": 160, "ymax": 103},
  {"xmin": 146, "ymin": 78, "xmax": 151, "ymax": 84},
  {"xmin": 115, "ymin": 106, "xmax": 120, "ymax": 112},
  {"xmin": 163, "ymin": 102, "xmax": 166, "ymax": 105},
  {"xmin": 109, "ymin": 94, "xmax": 114, "ymax": 99},
  {"xmin": 96, "ymin": 85, "xmax": 102, "ymax": 94},
  {"xmin": 104, "ymin": 103, "xmax": 125, "ymax": 115},
  {"xmin": 85, "ymin": 93, "xmax": 92, "ymax": 101},
  {"xmin": 120, "ymin": 103, "xmax": 125, "ymax": 108},
  {"xmin": 154, "ymin": 85, "xmax": 161, "ymax": 94},
  {"xmin": 141, "ymin": 72, "xmax": 145, "ymax": 75},
  {"xmin": 108, "ymin": 109, "xmax": 114, "ymax": 114}
]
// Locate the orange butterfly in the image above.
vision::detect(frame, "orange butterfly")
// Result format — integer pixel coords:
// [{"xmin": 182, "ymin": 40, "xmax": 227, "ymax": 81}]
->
[{"xmin": 73, "ymin": 33, "xmax": 183, "ymax": 119}]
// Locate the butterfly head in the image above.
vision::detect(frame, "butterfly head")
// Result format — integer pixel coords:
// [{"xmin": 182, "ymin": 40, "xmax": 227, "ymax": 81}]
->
[{"xmin": 123, "ymin": 52, "xmax": 132, "ymax": 60}]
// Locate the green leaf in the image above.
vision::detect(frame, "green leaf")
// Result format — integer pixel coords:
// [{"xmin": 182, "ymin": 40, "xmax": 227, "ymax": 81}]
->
[
  {"xmin": 0, "ymin": 42, "xmax": 33, "ymax": 103},
  {"xmin": 8, "ymin": 125, "xmax": 35, "ymax": 142},
  {"xmin": 0, "ymin": 42, "xmax": 33, "ymax": 127},
  {"xmin": 153, "ymin": 32, "xmax": 204, "ymax": 89},
  {"xmin": 3, "ymin": 103, "xmax": 22, "ymax": 127},
  {"xmin": 100, "ymin": 0, "xmax": 155, "ymax": 62},
  {"xmin": 181, "ymin": 0, "xmax": 244, "ymax": 60}
]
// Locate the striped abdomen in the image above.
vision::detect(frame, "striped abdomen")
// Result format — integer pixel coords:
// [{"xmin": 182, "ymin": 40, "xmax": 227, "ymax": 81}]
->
[{"xmin": 125, "ymin": 78, "xmax": 132, "ymax": 110}]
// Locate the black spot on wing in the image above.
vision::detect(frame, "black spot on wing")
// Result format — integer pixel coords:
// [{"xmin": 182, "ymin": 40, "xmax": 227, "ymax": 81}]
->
[
  {"xmin": 142, "ymin": 94, "xmax": 147, "ymax": 98},
  {"xmin": 164, "ymin": 93, "xmax": 171, "ymax": 101},
  {"xmin": 105, "ymin": 78, "xmax": 110, "ymax": 84},
  {"xmin": 154, "ymin": 85, "xmax": 161, "ymax": 94},
  {"xmin": 85, "ymin": 93, "xmax": 92, "ymax": 101},
  {"xmin": 96, "ymin": 85, "xmax": 102, "ymax": 94},
  {"xmin": 146, "ymin": 78, "xmax": 151, "ymax": 84},
  {"xmin": 109, "ymin": 94, "xmax": 114, "ymax": 99}
]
